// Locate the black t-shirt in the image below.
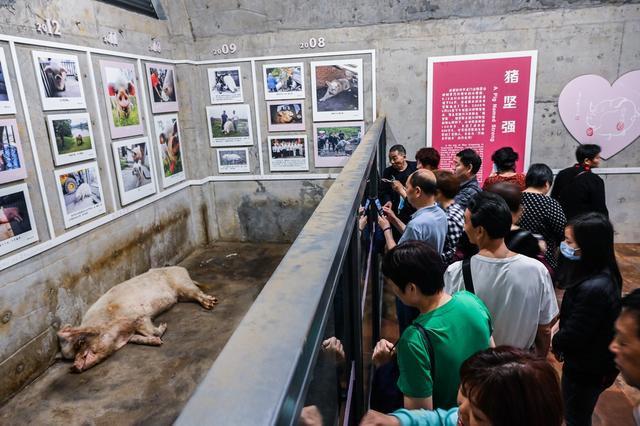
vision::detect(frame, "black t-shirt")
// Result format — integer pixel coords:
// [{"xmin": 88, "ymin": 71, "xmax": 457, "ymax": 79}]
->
[
  {"xmin": 551, "ymin": 164, "xmax": 608, "ymax": 220},
  {"xmin": 379, "ymin": 161, "xmax": 417, "ymax": 224},
  {"xmin": 505, "ymin": 228, "xmax": 541, "ymax": 260}
]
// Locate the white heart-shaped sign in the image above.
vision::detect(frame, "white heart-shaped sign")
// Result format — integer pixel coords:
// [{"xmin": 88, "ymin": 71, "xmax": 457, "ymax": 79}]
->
[{"xmin": 558, "ymin": 70, "xmax": 640, "ymax": 159}]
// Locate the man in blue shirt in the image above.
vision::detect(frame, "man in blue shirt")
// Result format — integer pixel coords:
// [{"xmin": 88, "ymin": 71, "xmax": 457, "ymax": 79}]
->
[{"xmin": 378, "ymin": 169, "xmax": 448, "ymax": 332}]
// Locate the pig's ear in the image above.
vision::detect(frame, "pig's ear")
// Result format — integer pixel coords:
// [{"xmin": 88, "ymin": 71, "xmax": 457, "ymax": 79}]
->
[
  {"xmin": 57, "ymin": 324, "xmax": 75, "ymax": 339},
  {"xmin": 127, "ymin": 81, "xmax": 136, "ymax": 96},
  {"xmin": 107, "ymin": 83, "xmax": 116, "ymax": 97}
]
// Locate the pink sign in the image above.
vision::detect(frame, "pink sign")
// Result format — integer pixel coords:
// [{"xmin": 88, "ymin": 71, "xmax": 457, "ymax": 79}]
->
[
  {"xmin": 558, "ymin": 70, "xmax": 640, "ymax": 160},
  {"xmin": 427, "ymin": 51, "xmax": 537, "ymax": 185}
]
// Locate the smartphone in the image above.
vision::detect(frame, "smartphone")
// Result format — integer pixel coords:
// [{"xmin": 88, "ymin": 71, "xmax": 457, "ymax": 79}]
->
[
  {"xmin": 381, "ymin": 177, "xmax": 395, "ymax": 183},
  {"xmin": 363, "ymin": 199, "xmax": 371, "ymax": 213},
  {"xmin": 374, "ymin": 198, "xmax": 384, "ymax": 216}
]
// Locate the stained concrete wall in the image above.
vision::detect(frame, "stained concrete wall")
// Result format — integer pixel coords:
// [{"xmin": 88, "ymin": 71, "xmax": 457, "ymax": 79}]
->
[{"xmin": 189, "ymin": 2, "xmax": 640, "ymax": 242}]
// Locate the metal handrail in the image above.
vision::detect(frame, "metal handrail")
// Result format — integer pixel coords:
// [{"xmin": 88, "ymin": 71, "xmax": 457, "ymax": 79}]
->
[{"xmin": 175, "ymin": 116, "xmax": 386, "ymax": 425}]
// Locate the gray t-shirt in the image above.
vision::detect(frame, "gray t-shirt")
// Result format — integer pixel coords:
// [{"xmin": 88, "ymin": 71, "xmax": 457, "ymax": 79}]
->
[
  {"xmin": 398, "ymin": 203, "xmax": 448, "ymax": 253},
  {"xmin": 444, "ymin": 253, "xmax": 559, "ymax": 349}
]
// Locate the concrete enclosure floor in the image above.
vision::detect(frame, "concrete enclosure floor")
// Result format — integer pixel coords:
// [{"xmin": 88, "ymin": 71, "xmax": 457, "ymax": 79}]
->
[{"xmin": 0, "ymin": 241, "xmax": 289, "ymax": 426}]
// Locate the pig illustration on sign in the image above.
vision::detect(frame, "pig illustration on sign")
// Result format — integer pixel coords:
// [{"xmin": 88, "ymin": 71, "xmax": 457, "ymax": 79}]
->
[{"xmin": 57, "ymin": 266, "xmax": 218, "ymax": 372}]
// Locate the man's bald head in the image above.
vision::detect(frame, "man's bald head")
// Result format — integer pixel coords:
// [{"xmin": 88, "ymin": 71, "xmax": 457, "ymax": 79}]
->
[{"xmin": 408, "ymin": 169, "xmax": 438, "ymax": 196}]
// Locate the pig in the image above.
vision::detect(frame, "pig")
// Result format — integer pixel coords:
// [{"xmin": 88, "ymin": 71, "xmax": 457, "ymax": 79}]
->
[
  {"xmin": 57, "ymin": 266, "xmax": 218, "ymax": 372},
  {"xmin": 43, "ymin": 61, "xmax": 67, "ymax": 92},
  {"xmin": 160, "ymin": 69, "xmax": 175, "ymax": 102},
  {"xmin": 75, "ymin": 134, "xmax": 84, "ymax": 146},
  {"xmin": 222, "ymin": 73, "xmax": 237, "ymax": 93},
  {"xmin": 222, "ymin": 119, "xmax": 234, "ymax": 134},
  {"xmin": 275, "ymin": 109, "xmax": 295, "ymax": 124},
  {"xmin": 108, "ymin": 75, "xmax": 136, "ymax": 121},
  {"xmin": 75, "ymin": 183, "xmax": 92, "ymax": 202},
  {"xmin": 222, "ymin": 153, "xmax": 242, "ymax": 164},
  {"xmin": 319, "ymin": 78, "xmax": 352, "ymax": 102}
]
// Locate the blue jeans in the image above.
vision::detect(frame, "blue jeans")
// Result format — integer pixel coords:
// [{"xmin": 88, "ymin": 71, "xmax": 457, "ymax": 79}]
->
[{"xmin": 562, "ymin": 370, "xmax": 607, "ymax": 426}]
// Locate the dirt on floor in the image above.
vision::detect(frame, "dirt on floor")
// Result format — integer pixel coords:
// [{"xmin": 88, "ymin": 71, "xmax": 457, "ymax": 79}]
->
[{"xmin": 0, "ymin": 241, "xmax": 289, "ymax": 426}]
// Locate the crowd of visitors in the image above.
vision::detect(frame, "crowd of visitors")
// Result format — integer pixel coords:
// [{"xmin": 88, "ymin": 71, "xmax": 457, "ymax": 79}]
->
[{"xmin": 357, "ymin": 142, "xmax": 637, "ymax": 426}]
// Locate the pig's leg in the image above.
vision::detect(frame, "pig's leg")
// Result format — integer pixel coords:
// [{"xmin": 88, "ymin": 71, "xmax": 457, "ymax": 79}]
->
[
  {"xmin": 175, "ymin": 279, "xmax": 218, "ymax": 310},
  {"xmin": 136, "ymin": 316, "xmax": 167, "ymax": 337},
  {"xmin": 129, "ymin": 335, "xmax": 162, "ymax": 346}
]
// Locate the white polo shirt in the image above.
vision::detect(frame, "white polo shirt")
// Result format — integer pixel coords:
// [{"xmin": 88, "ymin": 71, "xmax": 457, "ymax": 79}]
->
[{"xmin": 444, "ymin": 253, "xmax": 559, "ymax": 349}]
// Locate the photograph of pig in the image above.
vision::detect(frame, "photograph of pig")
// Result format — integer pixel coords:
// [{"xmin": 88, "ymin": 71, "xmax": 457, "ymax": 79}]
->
[
  {"xmin": 314, "ymin": 122, "xmax": 364, "ymax": 168},
  {"xmin": 57, "ymin": 266, "xmax": 218, "ymax": 372},
  {"xmin": 0, "ymin": 48, "xmax": 16, "ymax": 114},
  {"xmin": 208, "ymin": 66, "xmax": 243, "ymax": 104},
  {"xmin": 267, "ymin": 101, "xmax": 305, "ymax": 132},
  {"xmin": 217, "ymin": 147, "xmax": 250, "ymax": 173},
  {"xmin": 206, "ymin": 104, "xmax": 253, "ymax": 147},
  {"xmin": 311, "ymin": 59, "xmax": 364, "ymax": 122},
  {"xmin": 55, "ymin": 162, "xmax": 106, "ymax": 228},
  {"xmin": 112, "ymin": 137, "xmax": 156, "ymax": 206},
  {"xmin": 100, "ymin": 60, "xmax": 144, "ymax": 139},
  {"xmin": 0, "ymin": 119, "xmax": 27, "ymax": 184},
  {"xmin": 153, "ymin": 114, "xmax": 185, "ymax": 188},
  {"xmin": 32, "ymin": 51, "xmax": 86, "ymax": 110},
  {"xmin": 46, "ymin": 113, "xmax": 97, "ymax": 166},
  {"xmin": 145, "ymin": 62, "xmax": 178, "ymax": 113},
  {"xmin": 0, "ymin": 183, "xmax": 38, "ymax": 257},
  {"xmin": 263, "ymin": 62, "xmax": 304, "ymax": 100}
]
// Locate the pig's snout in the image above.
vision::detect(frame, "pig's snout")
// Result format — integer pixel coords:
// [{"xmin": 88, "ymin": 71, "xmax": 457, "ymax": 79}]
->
[{"xmin": 72, "ymin": 349, "xmax": 99, "ymax": 373}]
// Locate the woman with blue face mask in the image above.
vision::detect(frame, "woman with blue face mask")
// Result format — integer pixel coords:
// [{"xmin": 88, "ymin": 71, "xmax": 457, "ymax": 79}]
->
[{"xmin": 552, "ymin": 212, "xmax": 623, "ymax": 426}]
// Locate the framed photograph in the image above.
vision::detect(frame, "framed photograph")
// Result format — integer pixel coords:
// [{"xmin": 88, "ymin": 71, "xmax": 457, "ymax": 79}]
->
[
  {"xmin": 217, "ymin": 148, "xmax": 250, "ymax": 174},
  {"xmin": 208, "ymin": 66, "xmax": 243, "ymax": 104},
  {"xmin": 0, "ymin": 183, "xmax": 38, "ymax": 256},
  {"xmin": 153, "ymin": 114, "xmax": 185, "ymax": 188},
  {"xmin": 145, "ymin": 63, "xmax": 178, "ymax": 113},
  {"xmin": 268, "ymin": 135, "xmax": 309, "ymax": 172},
  {"xmin": 99, "ymin": 59, "xmax": 144, "ymax": 139},
  {"xmin": 206, "ymin": 104, "xmax": 253, "ymax": 147},
  {"xmin": 313, "ymin": 122, "xmax": 364, "ymax": 168},
  {"xmin": 32, "ymin": 51, "xmax": 87, "ymax": 111},
  {"xmin": 112, "ymin": 137, "xmax": 156, "ymax": 206},
  {"xmin": 46, "ymin": 113, "xmax": 97, "ymax": 166},
  {"xmin": 0, "ymin": 119, "xmax": 27, "ymax": 184},
  {"xmin": 266, "ymin": 100, "xmax": 305, "ymax": 132},
  {"xmin": 0, "ymin": 48, "xmax": 16, "ymax": 115},
  {"xmin": 263, "ymin": 63, "xmax": 304, "ymax": 100},
  {"xmin": 55, "ymin": 162, "xmax": 106, "ymax": 229},
  {"xmin": 311, "ymin": 59, "xmax": 364, "ymax": 122}
]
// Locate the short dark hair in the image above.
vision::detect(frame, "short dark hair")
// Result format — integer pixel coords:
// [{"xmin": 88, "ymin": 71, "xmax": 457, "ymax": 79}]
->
[
  {"xmin": 467, "ymin": 192, "xmax": 512, "ymax": 239},
  {"xmin": 434, "ymin": 170, "xmax": 460, "ymax": 199},
  {"xmin": 460, "ymin": 346, "xmax": 563, "ymax": 426},
  {"xmin": 525, "ymin": 163, "xmax": 554, "ymax": 188},
  {"xmin": 485, "ymin": 182, "xmax": 522, "ymax": 214},
  {"xmin": 389, "ymin": 144, "xmax": 406, "ymax": 156},
  {"xmin": 381, "ymin": 240, "xmax": 446, "ymax": 295},
  {"xmin": 408, "ymin": 169, "xmax": 438, "ymax": 195},
  {"xmin": 569, "ymin": 212, "xmax": 622, "ymax": 288},
  {"xmin": 415, "ymin": 147, "xmax": 440, "ymax": 169},
  {"xmin": 622, "ymin": 289, "xmax": 640, "ymax": 339},
  {"xmin": 491, "ymin": 147, "xmax": 519, "ymax": 172},
  {"xmin": 575, "ymin": 144, "xmax": 601, "ymax": 163},
  {"xmin": 456, "ymin": 148, "xmax": 482, "ymax": 174}
]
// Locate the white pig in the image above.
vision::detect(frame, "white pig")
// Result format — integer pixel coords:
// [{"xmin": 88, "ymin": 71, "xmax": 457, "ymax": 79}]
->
[{"xmin": 57, "ymin": 266, "xmax": 218, "ymax": 373}]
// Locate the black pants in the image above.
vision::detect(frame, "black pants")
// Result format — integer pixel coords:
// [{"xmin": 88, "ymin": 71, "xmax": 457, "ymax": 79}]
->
[{"xmin": 562, "ymin": 370, "xmax": 607, "ymax": 426}]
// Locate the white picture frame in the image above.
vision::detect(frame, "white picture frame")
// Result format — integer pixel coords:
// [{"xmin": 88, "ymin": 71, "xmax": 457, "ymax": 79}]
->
[
  {"xmin": 99, "ymin": 59, "xmax": 144, "ymax": 139},
  {"xmin": 153, "ymin": 114, "xmax": 186, "ymax": 188},
  {"xmin": 0, "ymin": 48, "xmax": 17, "ymax": 115},
  {"xmin": 54, "ymin": 161, "xmax": 106, "ymax": 228},
  {"xmin": 145, "ymin": 62, "xmax": 179, "ymax": 114},
  {"xmin": 217, "ymin": 147, "xmax": 250, "ymax": 174},
  {"xmin": 311, "ymin": 59, "xmax": 364, "ymax": 122},
  {"xmin": 32, "ymin": 50, "xmax": 87, "ymax": 111},
  {"xmin": 206, "ymin": 104, "xmax": 253, "ymax": 147},
  {"xmin": 266, "ymin": 100, "xmax": 305, "ymax": 132},
  {"xmin": 263, "ymin": 62, "xmax": 305, "ymax": 100},
  {"xmin": 46, "ymin": 113, "xmax": 97, "ymax": 166},
  {"xmin": 268, "ymin": 135, "xmax": 309, "ymax": 172},
  {"xmin": 208, "ymin": 66, "xmax": 243, "ymax": 104},
  {"xmin": 0, "ymin": 183, "xmax": 38, "ymax": 257},
  {"xmin": 0, "ymin": 118, "xmax": 27, "ymax": 184},
  {"xmin": 313, "ymin": 121, "xmax": 365, "ymax": 168},
  {"xmin": 111, "ymin": 137, "xmax": 156, "ymax": 206}
]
